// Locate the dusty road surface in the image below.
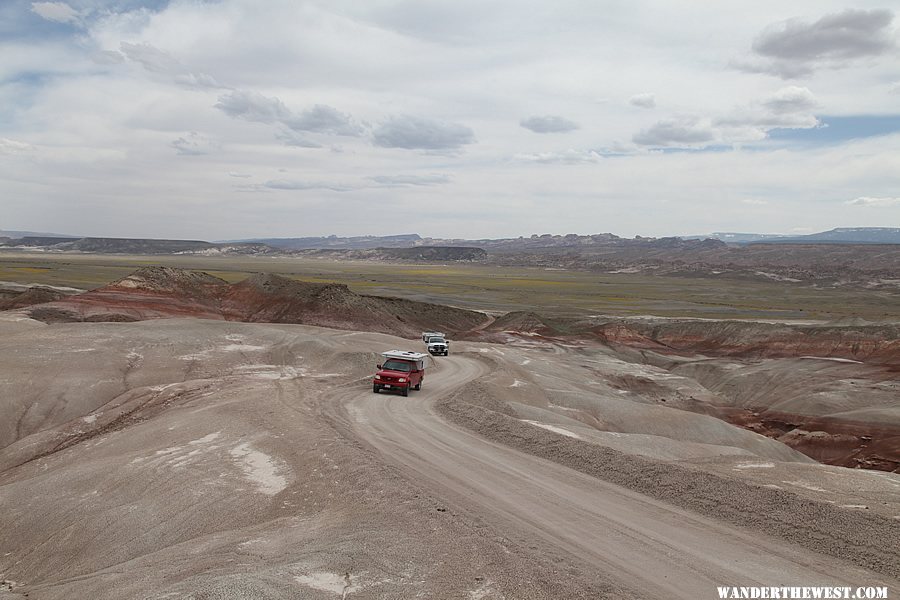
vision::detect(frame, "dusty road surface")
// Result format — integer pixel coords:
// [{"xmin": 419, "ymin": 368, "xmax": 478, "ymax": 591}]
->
[
  {"xmin": 2, "ymin": 316, "xmax": 899, "ymax": 599},
  {"xmin": 327, "ymin": 355, "xmax": 899, "ymax": 600}
]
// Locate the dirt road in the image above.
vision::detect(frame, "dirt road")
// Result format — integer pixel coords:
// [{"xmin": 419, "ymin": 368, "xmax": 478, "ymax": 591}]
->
[
  {"xmin": 3, "ymin": 319, "xmax": 897, "ymax": 598},
  {"xmin": 329, "ymin": 354, "xmax": 897, "ymax": 599}
]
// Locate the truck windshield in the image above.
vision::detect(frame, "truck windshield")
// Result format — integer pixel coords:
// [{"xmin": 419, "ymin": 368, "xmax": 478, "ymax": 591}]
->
[
  {"xmin": 382, "ymin": 359, "xmax": 413, "ymax": 372},
  {"xmin": 428, "ymin": 338, "xmax": 445, "ymax": 343}
]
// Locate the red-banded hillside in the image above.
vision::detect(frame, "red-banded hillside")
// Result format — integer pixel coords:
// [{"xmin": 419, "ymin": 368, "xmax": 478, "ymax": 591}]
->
[{"xmin": 24, "ymin": 267, "xmax": 490, "ymax": 337}]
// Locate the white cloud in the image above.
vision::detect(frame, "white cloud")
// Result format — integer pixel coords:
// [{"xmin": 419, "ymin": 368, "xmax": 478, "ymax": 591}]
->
[
  {"xmin": 368, "ymin": 174, "xmax": 452, "ymax": 186},
  {"xmin": 514, "ymin": 149, "xmax": 601, "ymax": 164},
  {"xmin": 91, "ymin": 50, "xmax": 125, "ymax": 65},
  {"xmin": 520, "ymin": 115, "xmax": 579, "ymax": 133},
  {"xmin": 31, "ymin": 1, "xmax": 79, "ymax": 24},
  {"xmin": 216, "ymin": 90, "xmax": 361, "ymax": 147},
  {"xmin": 285, "ymin": 105, "xmax": 363, "ymax": 136},
  {"xmin": 118, "ymin": 42, "xmax": 223, "ymax": 90},
  {"xmin": 636, "ymin": 87, "xmax": 821, "ymax": 148},
  {"xmin": 715, "ymin": 108, "xmax": 820, "ymax": 138},
  {"xmin": 633, "ymin": 117, "xmax": 714, "ymax": 147},
  {"xmin": 754, "ymin": 9, "xmax": 895, "ymax": 62},
  {"xmin": 174, "ymin": 72, "xmax": 224, "ymax": 89},
  {"xmin": 275, "ymin": 131, "xmax": 322, "ymax": 148},
  {"xmin": 738, "ymin": 9, "xmax": 897, "ymax": 78},
  {"xmin": 170, "ymin": 132, "xmax": 217, "ymax": 156},
  {"xmin": 762, "ymin": 86, "xmax": 817, "ymax": 114},
  {"xmin": 847, "ymin": 197, "xmax": 900, "ymax": 207},
  {"xmin": 119, "ymin": 42, "xmax": 180, "ymax": 74},
  {"xmin": 216, "ymin": 90, "xmax": 290, "ymax": 124},
  {"xmin": 629, "ymin": 93, "xmax": 656, "ymax": 109},
  {"xmin": 372, "ymin": 115, "xmax": 475, "ymax": 150},
  {"xmin": 729, "ymin": 58, "xmax": 813, "ymax": 80},
  {"xmin": 263, "ymin": 179, "xmax": 354, "ymax": 192},
  {"xmin": 0, "ymin": 138, "xmax": 35, "ymax": 154}
]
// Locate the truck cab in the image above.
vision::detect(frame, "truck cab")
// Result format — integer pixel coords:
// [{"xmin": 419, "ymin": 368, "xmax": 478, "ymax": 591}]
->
[
  {"xmin": 425, "ymin": 335, "xmax": 449, "ymax": 356},
  {"xmin": 373, "ymin": 350, "xmax": 427, "ymax": 397}
]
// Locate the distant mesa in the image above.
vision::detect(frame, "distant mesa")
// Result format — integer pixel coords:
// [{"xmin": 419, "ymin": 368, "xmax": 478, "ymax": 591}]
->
[
  {"xmin": 0, "ymin": 229, "xmax": 78, "ymax": 239},
  {"xmin": 3, "ymin": 229, "xmax": 899, "ymax": 257},
  {"xmin": 380, "ymin": 246, "xmax": 487, "ymax": 261},
  {"xmin": 764, "ymin": 227, "xmax": 900, "ymax": 245},
  {"xmin": 233, "ymin": 233, "xmax": 423, "ymax": 250},
  {"xmin": 297, "ymin": 246, "xmax": 487, "ymax": 262},
  {"xmin": 685, "ymin": 228, "xmax": 900, "ymax": 245},
  {"xmin": 646, "ymin": 236, "xmax": 727, "ymax": 249},
  {"xmin": 3, "ymin": 229, "xmax": 899, "ymax": 286},
  {"xmin": 0, "ymin": 236, "xmax": 277, "ymax": 256}
]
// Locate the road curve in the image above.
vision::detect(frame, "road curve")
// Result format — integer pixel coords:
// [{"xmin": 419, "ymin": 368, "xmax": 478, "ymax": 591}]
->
[{"xmin": 326, "ymin": 353, "xmax": 897, "ymax": 599}]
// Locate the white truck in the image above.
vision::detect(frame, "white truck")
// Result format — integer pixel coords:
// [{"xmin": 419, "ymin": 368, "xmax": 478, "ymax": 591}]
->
[{"xmin": 422, "ymin": 332, "xmax": 449, "ymax": 356}]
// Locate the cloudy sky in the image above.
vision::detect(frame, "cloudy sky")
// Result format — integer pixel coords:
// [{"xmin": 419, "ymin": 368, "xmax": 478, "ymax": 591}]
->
[{"xmin": 1, "ymin": 0, "xmax": 899, "ymax": 240}]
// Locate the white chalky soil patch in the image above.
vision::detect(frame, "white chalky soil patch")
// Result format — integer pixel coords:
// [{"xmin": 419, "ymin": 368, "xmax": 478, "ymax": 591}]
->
[
  {"xmin": 522, "ymin": 420, "xmax": 582, "ymax": 440},
  {"xmin": 189, "ymin": 432, "xmax": 221, "ymax": 445},
  {"xmin": 235, "ymin": 364, "xmax": 304, "ymax": 379},
  {"xmin": 784, "ymin": 480, "xmax": 828, "ymax": 493},
  {"xmin": 468, "ymin": 579, "xmax": 498, "ymax": 599},
  {"xmin": 230, "ymin": 442, "xmax": 289, "ymax": 495},
  {"xmin": 798, "ymin": 356, "xmax": 863, "ymax": 364},
  {"xmin": 221, "ymin": 344, "xmax": 267, "ymax": 352},
  {"xmin": 294, "ymin": 572, "xmax": 355, "ymax": 596}
]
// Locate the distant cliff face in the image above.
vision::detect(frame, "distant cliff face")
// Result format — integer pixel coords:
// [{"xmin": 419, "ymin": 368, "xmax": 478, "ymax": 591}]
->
[{"xmin": 0, "ymin": 236, "xmax": 277, "ymax": 255}]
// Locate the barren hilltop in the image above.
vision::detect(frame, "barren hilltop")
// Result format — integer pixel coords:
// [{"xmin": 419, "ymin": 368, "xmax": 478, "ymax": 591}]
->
[{"xmin": 25, "ymin": 267, "xmax": 489, "ymax": 337}]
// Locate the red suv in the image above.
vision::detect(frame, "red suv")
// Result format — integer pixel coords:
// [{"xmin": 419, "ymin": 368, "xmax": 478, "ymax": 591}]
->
[{"xmin": 373, "ymin": 350, "xmax": 427, "ymax": 397}]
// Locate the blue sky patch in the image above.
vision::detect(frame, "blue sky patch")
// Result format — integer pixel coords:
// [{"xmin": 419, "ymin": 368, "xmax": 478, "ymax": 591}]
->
[{"xmin": 769, "ymin": 115, "xmax": 900, "ymax": 144}]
